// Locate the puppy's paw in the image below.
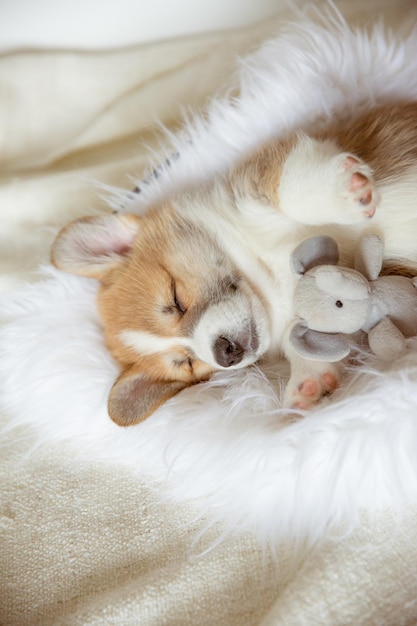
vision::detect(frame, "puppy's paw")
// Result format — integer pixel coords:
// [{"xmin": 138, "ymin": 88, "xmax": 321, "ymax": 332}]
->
[
  {"xmin": 335, "ymin": 153, "xmax": 379, "ymax": 221},
  {"xmin": 278, "ymin": 137, "xmax": 380, "ymax": 225},
  {"xmin": 284, "ymin": 365, "xmax": 340, "ymax": 410}
]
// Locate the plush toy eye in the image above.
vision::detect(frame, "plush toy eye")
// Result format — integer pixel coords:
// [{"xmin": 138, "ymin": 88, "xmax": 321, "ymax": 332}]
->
[{"xmin": 335, "ymin": 300, "xmax": 343, "ymax": 308}]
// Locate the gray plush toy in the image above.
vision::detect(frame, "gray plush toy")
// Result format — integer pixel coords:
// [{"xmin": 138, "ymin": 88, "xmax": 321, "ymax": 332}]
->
[{"xmin": 290, "ymin": 234, "xmax": 417, "ymax": 362}]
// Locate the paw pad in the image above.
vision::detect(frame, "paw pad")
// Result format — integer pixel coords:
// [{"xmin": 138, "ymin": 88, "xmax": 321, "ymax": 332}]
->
[
  {"xmin": 289, "ymin": 371, "xmax": 340, "ymax": 410},
  {"xmin": 341, "ymin": 154, "xmax": 377, "ymax": 218},
  {"xmin": 298, "ymin": 379, "xmax": 319, "ymax": 397}
]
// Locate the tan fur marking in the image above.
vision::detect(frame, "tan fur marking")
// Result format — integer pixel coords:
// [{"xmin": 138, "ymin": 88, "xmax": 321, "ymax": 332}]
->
[
  {"xmin": 94, "ymin": 206, "xmax": 217, "ymax": 389},
  {"xmin": 381, "ymin": 260, "xmax": 417, "ymax": 278},
  {"xmin": 316, "ymin": 103, "xmax": 417, "ymax": 182},
  {"xmin": 228, "ymin": 136, "xmax": 297, "ymax": 207}
]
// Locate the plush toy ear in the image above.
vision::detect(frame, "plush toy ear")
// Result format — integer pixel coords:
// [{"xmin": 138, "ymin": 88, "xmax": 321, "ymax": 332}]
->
[
  {"xmin": 354, "ymin": 234, "xmax": 384, "ymax": 281},
  {"xmin": 289, "ymin": 323, "xmax": 350, "ymax": 362},
  {"xmin": 51, "ymin": 213, "xmax": 141, "ymax": 279},
  {"xmin": 313, "ymin": 266, "xmax": 370, "ymax": 300},
  {"xmin": 291, "ymin": 236, "xmax": 339, "ymax": 275},
  {"xmin": 108, "ymin": 366, "xmax": 188, "ymax": 427}
]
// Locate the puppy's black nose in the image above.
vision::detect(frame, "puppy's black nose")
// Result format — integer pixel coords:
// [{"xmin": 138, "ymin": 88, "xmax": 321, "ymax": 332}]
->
[{"xmin": 214, "ymin": 336, "xmax": 244, "ymax": 367}]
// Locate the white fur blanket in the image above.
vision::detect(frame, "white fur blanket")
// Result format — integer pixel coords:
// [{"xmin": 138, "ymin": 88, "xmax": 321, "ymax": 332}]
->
[{"xmin": 2, "ymin": 3, "xmax": 417, "ymax": 625}]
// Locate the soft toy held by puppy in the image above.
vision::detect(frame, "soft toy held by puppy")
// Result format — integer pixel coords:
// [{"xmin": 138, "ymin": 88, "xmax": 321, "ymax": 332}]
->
[{"xmin": 290, "ymin": 234, "xmax": 417, "ymax": 362}]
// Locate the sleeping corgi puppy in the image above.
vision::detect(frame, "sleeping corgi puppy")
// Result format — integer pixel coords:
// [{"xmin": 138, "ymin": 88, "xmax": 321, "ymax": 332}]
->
[{"xmin": 52, "ymin": 102, "xmax": 417, "ymax": 426}]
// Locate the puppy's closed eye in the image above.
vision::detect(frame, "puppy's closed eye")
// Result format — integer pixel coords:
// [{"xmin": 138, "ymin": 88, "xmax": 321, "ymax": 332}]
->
[
  {"xmin": 172, "ymin": 279, "xmax": 187, "ymax": 315},
  {"xmin": 161, "ymin": 278, "xmax": 188, "ymax": 316},
  {"xmin": 167, "ymin": 278, "xmax": 188, "ymax": 316}
]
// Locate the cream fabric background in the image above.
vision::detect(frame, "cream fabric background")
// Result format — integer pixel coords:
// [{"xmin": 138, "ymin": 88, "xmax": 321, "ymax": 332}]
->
[
  {"xmin": 1, "ymin": 1, "xmax": 417, "ymax": 624},
  {"xmin": 0, "ymin": 0, "xmax": 280, "ymax": 50}
]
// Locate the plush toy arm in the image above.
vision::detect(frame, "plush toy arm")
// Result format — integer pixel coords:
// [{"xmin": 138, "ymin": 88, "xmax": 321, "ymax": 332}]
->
[
  {"xmin": 289, "ymin": 322, "xmax": 351, "ymax": 362},
  {"xmin": 367, "ymin": 316, "xmax": 406, "ymax": 360}
]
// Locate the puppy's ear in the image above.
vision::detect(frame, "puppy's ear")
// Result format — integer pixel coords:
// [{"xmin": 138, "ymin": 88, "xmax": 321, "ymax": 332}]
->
[
  {"xmin": 51, "ymin": 213, "xmax": 141, "ymax": 279},
  {"xmin": 108, "ymin": 366, "xmax": 188, "ymax": 427}
]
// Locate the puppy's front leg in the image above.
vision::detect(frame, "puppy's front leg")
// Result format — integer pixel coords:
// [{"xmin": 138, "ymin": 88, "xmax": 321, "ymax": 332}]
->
[{"xmin": 230, "ymin": 133, "xmax": 378, "ymax": 225}]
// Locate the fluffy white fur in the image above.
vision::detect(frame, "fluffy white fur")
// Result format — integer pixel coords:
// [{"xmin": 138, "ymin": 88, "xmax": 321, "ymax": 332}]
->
[{"xmin": 2, "ymin": 9, "xmax": 417, "ymax": 551}]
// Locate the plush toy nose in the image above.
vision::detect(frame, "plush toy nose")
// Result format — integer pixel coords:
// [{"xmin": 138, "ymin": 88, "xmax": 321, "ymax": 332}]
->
[{"xmin": 213, "ymin": 336, "xmax": 244, "ymax": 367}]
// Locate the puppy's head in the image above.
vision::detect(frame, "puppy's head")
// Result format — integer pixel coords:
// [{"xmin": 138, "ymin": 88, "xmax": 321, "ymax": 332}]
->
[{"xmin": 52, "ymin": 209, "xmax": 270, "ymax": 426}]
